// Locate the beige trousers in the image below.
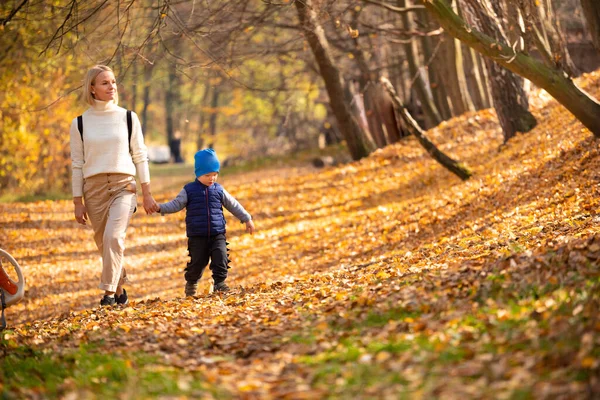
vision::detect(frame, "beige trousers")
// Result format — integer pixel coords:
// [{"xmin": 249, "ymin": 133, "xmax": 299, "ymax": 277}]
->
[{"xmin": 83, "ymin": 173, "xmax": 136, "ymax": 292}]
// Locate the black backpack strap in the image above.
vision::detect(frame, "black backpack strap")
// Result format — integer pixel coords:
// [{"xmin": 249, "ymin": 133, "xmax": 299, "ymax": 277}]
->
[
  {"xmin": 126, "ymin": 110, "xmax": 132, "ymax": 151},
  {"xmin": 77, "ymin": 115, "xmax": 83, "ymax": 141},
  {"xmin": 78, "ymin": 112, "xmax": 132, "ymax": 151}
]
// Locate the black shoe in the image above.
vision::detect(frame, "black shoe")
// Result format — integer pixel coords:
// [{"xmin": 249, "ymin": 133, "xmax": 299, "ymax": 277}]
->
[
  {"xmin": 115, "ymin": 289, "xmax": 129, "ymax": 305},
  {"xmin": 214, "ymin": 281, "xmax": 230, "ymax": 293},
  {"xmin": 100, "ymin": 295, "xmax": 116, "ymax": 306},
  {"xmin": 185, "ymin": 282, "xmax": 198, "ymax": 297}
]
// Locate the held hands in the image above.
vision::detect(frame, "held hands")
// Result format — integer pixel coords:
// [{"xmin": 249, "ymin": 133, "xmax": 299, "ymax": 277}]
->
[
  {"xmin": 245, "ymin": 220, "xmax": 255, "ymax": 235},
  {"xmin": 143, "ymin": 193, "xmax": 160, "ymax": 214},
  {"xmin": 141, "ymin": 182, "xmax": 160, "ymax": 214}
]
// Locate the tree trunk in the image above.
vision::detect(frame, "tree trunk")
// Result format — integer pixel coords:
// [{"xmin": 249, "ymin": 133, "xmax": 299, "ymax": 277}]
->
[
  {"xmin": 462, "ymin": 44, "xmax": 490, "ymax": 109},
  {"xmin": 350, "ymin": 35, "xmax": 386, "ymax": 147},
  {"xmin": 141, "ymin": 62, "xmax": 153, "ymax": 135},
  {"xmin": 441, "ymin": 33, "xmax": 474, "ymax": 115},
  {"xmin": 398, "ymin": 0, "xmax": 442, "ymax": 128},
  {"xmin": 391, "ymin": 53, "xmax": 409, "ymax": 108},
  {"xmin": 442, "ymin": 0, "xmax": 475, "ymax": 114},
  {"xmin": 295, "ymin": 0, "xmax": 372, "ymax": 160},
  {"xmin": 423, "ymin": 36, "xmax": 453, "ymax": 120},
  {"xmin": 580, "ymin": 0, "xmax": 600, "ymax": 51},
  {"xmin": 460, "ymin": 0, "xmax": 537, "ymax": 142},
  {"xmin": 209, "ymin": 86, "xmax": 220, "ymax": 138},
  {"xmin": 196, "ymin": 85, "xmax": 210, "ymax": 151},
  {"xmin": 424, "ymin": 0, "xmax": 600, "ymax": 137},
  {"xmin": 131, "ymin": 61, "xmax": 138, "ymax": 114},
  {"xmin": 165, "ymin": 62, "xmax": 180, "ymax": 162},
  {"xmin": 454, "ymin": 0, "xmax": 490, "ymax": 109},
  {"xmin": 344, "ymin": 82, "xmax": 378, "ymax": 152},
  {"xmin": 420, "ymin": 12, "xmax": 453, "ymax": 120},
  {"xmin": 381, "ymin": 78, "xmax": 471, "ymax": 181},
  {"xmin": 363, "ymin": 84, "xmax": 389, "ymax": 147},
  {"xmin": 374, "ymin": 84, "xmax": 404, "ymax": 143},
  {"xmin": 351, "ymin": 16, "xmax": 403, "ymax": 146}
]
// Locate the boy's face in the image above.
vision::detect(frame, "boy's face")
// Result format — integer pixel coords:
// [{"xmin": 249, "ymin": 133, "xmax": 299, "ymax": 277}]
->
[{"xmin": 198, "ymin": 172, "xmax": 218, "ymax": 186}]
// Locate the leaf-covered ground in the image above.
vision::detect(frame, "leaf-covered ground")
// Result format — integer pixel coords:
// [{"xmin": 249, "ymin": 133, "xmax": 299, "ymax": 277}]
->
[{"xmin": 1, "ymin": 72, "xmax": 600, "ymax": 399}]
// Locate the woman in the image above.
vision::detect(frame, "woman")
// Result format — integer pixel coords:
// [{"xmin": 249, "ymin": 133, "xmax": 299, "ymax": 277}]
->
[{"xmin": 70, "ymin": 65, "xmax": 159, "ymax": 306}]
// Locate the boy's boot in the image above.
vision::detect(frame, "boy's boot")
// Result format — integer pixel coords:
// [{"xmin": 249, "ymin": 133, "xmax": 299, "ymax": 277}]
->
[
  {"xmin": 214, "ymin": 281, "xmax": 230, "ymax": 293},
  {"xmin": 185, "ymin": 281, "xmax": 198, "ymax": 297}
]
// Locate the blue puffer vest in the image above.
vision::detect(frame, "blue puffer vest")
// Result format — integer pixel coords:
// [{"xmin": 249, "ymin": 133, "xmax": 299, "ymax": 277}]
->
[{"xmin": 184, "ymin": 181, "xmax": 226, "ymax": 237}]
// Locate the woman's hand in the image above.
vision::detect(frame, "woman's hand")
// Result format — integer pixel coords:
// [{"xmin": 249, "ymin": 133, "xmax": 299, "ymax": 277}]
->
[
  {"xmin": 73, "ymin": 198, "xmax": 88, "ymax": 225},
  {"xmin": 140, "ymin": 182, "xmax": 160, "ymax": 214},
  {"xmin": 143, "ymin": 193, "xmax": 160, "ymax": 214}
]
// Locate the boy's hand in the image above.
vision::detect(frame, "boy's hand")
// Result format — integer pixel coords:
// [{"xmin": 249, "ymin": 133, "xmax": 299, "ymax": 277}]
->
[{"xmin": 245, "ymin": 220, "xmax": 255, "ymax": 235}]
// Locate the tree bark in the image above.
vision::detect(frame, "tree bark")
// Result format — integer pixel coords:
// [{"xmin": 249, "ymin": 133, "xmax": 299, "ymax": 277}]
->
[
  {"xmin": 460, "ymin": 0, "xmax": 537, "ymax": 142},
  {"xmin": 424, "ymin": 0, "xmax": 600, "ymax": 137},
  {"xmin": 295, "ymin": 0, "xmax": 372, "ymax": 160},
  {"xmin": 580, "ymin": 0, "xmax": 600, "ymax": 51},
  {"xmin": 381, "ymin": 78, "xmax": 471, "ymax": 181}
]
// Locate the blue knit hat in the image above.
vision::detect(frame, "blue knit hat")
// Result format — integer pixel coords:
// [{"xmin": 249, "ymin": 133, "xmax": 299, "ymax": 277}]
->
[{"xmin": 194, "ymin": 148, "xmax": 220, "ymax": 178}]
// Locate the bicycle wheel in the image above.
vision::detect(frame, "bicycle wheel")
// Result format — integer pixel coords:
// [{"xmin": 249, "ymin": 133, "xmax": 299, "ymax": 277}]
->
[{"xmin": 0, "ymin": 249, "xmax": 25, "ymax": 307}]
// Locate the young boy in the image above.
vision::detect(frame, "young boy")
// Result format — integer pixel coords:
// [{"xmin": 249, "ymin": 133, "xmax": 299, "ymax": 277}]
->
[{"xmin": 158, "ymin": 148, "xmax": 255, "ymax": 296}]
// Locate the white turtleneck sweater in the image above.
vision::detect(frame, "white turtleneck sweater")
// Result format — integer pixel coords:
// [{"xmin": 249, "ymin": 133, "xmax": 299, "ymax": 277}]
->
[{"xmin": 70, "ymin": 100, "xmax": 151, "ymax": 197}]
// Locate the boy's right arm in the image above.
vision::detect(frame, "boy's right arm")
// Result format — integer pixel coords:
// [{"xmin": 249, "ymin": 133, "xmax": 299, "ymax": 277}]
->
[{"xmin": 158, "ymin": 188, "xmax": 188, "ymax": 214}]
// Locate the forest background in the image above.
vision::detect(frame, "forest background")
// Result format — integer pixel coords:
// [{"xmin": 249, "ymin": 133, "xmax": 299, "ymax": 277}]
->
[
  {"xmin": 1, "ymin": 0, "xmax": 599, "ymax": 199},
  {"xmin": 1, "ymin": 0, "xmax": 600, "ymax": 398}
]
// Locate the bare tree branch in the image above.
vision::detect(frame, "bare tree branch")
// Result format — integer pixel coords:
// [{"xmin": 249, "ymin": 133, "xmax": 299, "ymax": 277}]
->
[
  {"xmin": 381, "ymin": 77, "xmax": 471, "ymax": 181},
  {"xmin": 363, "ymin": 0, "xmax": 424, "ymax": 14},
  {"xmin": 1, "ymin": 0, "xmax": 28, "ymax": 26},
  {"xmin": 40, "ymin": 0, "xmax": 110, "ymax": 56},
  {"xmin": 360, "ymin": 21, "xmax": 444, "ymax": 38}
]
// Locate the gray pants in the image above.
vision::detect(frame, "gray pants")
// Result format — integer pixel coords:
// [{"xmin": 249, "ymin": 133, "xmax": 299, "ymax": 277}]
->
[{"xmin": 83, "ymin": 173, "xmax": 136, "ymax": 292}]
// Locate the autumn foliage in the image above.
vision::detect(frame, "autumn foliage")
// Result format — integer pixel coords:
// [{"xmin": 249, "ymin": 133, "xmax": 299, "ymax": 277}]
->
[{"xmin": 1, "ymin": 72, "xmax": 600, "ymax": 398}]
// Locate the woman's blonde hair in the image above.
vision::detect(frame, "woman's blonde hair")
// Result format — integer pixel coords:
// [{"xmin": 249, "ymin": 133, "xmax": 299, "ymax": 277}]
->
[{"xmin": 82, "ymin": 65, "xmax": 118, "ymax": 106}]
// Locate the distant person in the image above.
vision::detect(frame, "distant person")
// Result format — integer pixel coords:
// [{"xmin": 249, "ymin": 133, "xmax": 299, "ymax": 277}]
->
[
  {"xmin": 171, "ymin": 130, "xmax": 184, "ymax": 163},
  {"xmin": 70, "ymin": 65, "xmax": 160, "ymax": 307},
  {"xmin": 157, "ymin": 148, "xmax": 255, "ymax": 296}
]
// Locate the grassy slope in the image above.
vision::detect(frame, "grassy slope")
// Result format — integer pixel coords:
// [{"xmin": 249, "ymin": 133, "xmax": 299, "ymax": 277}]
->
[{"xmin": 1, "ymin": 72, "xmax": 599, "ymax": 399}]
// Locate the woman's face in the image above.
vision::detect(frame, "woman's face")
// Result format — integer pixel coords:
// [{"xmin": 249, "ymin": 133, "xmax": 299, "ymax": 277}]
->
[{"xmin": 92, "ymin": 71, "xmax": 117, "ymax": 102}]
